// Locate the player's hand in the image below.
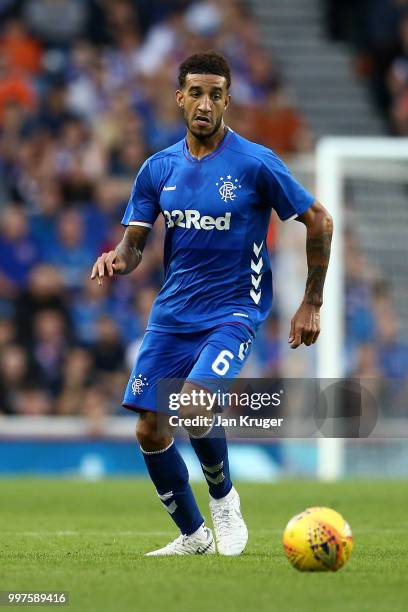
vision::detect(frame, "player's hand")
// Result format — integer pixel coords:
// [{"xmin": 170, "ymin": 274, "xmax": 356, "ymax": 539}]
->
[
  {"xmin": 288, "ymin": 302, "xmax": 320, "ymax": 349},
  {"xmin": 90, "ymin": 250, "xmax": 127, "ymax": 285}
]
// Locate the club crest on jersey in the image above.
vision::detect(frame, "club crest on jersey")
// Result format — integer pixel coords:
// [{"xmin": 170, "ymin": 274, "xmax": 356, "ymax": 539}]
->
[
  {"xmin": 216, "ymin": 175, "xmax": 241, "ymax": 202},
  {"xmin": 131, "ymin": 374, "xmax": 149, "ymax": 396}
]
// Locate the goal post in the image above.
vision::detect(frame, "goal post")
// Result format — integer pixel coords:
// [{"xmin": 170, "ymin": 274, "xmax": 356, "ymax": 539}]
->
[{"xmin": 315, "ymin": 137, "xmax": 408, "ymax": 481}]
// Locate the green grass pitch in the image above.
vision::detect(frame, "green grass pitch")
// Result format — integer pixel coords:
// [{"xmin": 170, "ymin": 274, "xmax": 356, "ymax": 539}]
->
[{"xmin": 1, "ymin": 479, "xmax": 408, "ymax": 612}]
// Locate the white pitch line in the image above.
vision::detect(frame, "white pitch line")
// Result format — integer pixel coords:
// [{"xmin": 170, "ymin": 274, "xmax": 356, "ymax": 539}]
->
[
  {"xmin": 3, "ymin": 527, "xmax": 408, "ymax": 537},
  {"xmin": 2, "ymin": 531, "xmax": 173, "ymax": 537}
]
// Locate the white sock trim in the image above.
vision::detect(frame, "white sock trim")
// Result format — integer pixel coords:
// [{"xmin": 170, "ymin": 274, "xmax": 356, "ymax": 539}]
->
[{"xmin": 140, "ymin": 439, "xmax": 174, "ymax": 455}]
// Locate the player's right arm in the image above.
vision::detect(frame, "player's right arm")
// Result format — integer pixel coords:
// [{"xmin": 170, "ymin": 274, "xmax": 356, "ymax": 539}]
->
[{"xmin": 90, "ymin": 225, "xmax": 149, "ymax": 285}]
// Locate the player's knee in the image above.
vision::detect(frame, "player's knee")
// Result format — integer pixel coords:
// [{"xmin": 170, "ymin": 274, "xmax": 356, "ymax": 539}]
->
[
  {"xmin": 178, "ymin": 382, "xmax": 212, "ymax": 421},
  {"xmin": 136, "ymin": 412, "xmax": 172, "ymax": 451},
  {"xmin": 177, "ymin": 403, "xmax": 198, "ymax": 421}
]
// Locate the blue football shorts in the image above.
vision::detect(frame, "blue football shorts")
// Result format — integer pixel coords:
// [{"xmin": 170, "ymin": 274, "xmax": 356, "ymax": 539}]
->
[{"xmin": 123, "ymin": 323, "xmax": 254, "ymax": 415}]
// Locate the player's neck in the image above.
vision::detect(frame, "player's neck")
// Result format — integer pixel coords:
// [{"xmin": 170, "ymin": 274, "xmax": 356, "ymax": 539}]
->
[{"xmin": 186, "ymin": 124, "xmax": 228, "ymax": 160}]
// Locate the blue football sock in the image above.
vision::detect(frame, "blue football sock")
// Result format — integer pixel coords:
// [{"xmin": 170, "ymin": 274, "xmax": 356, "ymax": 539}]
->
[
  {"xmin": 189, "ymin": 419, "xmax": 233, "ymax": 500},
  {"xmin": 141, "ymin": 440, "xmax": 204, "ymax": 535}
]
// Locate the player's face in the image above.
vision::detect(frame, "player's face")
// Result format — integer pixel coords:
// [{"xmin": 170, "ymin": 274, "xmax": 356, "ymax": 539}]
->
[{"xmin": 176, "ymin": 74, "xmax": 230, "ymax": 140}]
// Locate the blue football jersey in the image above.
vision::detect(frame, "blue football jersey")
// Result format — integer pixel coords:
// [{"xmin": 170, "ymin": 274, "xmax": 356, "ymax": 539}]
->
[{"xmin": 121, "ymin": 129, "xmax": 314, "ymax": 333}]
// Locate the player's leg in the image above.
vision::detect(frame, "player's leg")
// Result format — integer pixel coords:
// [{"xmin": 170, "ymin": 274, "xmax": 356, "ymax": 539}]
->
[
  {"xmin": 122, "ymin": 330, "xmax": 215, "ymax": 556},
  {"xmin": 178, "ymin": 380, "xmax": 232, "ymax": 500},
  {"xmin": 136, "ymin": 411, "xmax": 204, "ymax": 536},
  {"xmin": 135, "ymin": 411, "xmax": 214, "ymax": 556},
  {"xmin": 180, "ymin": 323, "xmax": 254, "ymax": 555}
]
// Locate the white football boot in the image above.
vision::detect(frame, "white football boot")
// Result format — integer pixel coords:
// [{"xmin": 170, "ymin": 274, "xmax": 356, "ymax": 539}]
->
[
  {"xmin": 210, "ymin": 486, "xmax": 248, "ymax": 556},
  {"xmin": 145, "ymin": 524, "xmax": 215, "ymax": 556}
]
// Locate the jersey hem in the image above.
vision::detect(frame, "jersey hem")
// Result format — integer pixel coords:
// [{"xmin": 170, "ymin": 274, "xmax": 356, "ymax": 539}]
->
[{"xmin": 146, "ymin": 319, "xmax": 256, "ymax": 336}]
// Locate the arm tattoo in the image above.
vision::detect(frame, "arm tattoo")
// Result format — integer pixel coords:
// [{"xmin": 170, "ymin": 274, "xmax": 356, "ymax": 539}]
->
[
  {"xmin": 115, "ymin": 226, "xmax": 149, "ymax": 274},
  {"xmin": 304, "ymin": 233, "xmax": 332, "ymax": 307}
]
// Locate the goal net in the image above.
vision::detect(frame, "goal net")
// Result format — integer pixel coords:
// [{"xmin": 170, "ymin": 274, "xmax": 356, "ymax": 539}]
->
[{"xmin": 314, "ymin": 138, "xmax": 408, "ymax": 479}]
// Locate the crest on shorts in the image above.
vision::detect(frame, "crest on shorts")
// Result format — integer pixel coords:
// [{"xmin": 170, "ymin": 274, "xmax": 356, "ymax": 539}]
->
[
  {"xmin": 216, "ymin": 175, "xmax": 241, "ymax": 202},
  {"xmin": 131, "ymin": 374, "xmax": 149, "ymax": 396}
]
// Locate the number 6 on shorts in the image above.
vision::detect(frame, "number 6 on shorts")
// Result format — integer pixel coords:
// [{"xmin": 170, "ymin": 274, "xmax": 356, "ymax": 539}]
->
[{"xmin": 211, "ymin": 349, "xmax": 234, "ymax": 376}]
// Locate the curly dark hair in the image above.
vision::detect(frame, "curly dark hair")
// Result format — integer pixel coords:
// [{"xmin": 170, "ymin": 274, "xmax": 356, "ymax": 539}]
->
[{"xmin": 178, "ymin": 51, "xmax": 231, "ymax": 90}]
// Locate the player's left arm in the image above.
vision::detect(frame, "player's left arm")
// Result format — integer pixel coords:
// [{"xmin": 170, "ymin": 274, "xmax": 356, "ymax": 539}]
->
[{"xmin": 288, "ymin": 201, "xmax": 333, "ymax": 349}]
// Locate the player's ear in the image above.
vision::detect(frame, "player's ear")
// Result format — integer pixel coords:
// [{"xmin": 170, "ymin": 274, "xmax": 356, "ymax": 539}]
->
[
  {"xmin": 224, "ymin": 94, "xmax": 231, "ymax": 110},
  {"xmin": 175, "ymin": 90, "xmax": 184, "ymax": 109}
]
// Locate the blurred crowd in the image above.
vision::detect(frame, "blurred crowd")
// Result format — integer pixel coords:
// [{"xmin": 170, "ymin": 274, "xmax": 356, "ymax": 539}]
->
[
  {"xmin": 324, "ymin": 0, "xmax": 408, "ymax": 135},
  {"xmin": 0, "ymin": 0, "xmax": 312, "ymax": 417},
  {"xmin": 0, "ymin": 0, "xmax": 405, "ymax": 420},
  {"xmin": 344, "ymin": 225, "xmax": 408, "ymax": 415}
]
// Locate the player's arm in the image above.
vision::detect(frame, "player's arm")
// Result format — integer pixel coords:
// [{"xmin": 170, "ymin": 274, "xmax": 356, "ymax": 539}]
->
[
  {"xmin": 91, "ymin": 225, "xmax": 149, "ymax": 285},
  {"xmin": 288, "ymin": 201, "xmax": 333, "ymax": 349}
]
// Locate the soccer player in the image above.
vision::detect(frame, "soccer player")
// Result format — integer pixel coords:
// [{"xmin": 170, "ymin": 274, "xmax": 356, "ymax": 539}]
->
[{"xmin": 91, "ymin": 52, "xmax": 333, "ymax": 556}]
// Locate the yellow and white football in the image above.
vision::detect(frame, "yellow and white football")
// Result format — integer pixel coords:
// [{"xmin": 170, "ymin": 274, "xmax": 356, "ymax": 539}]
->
[{"xmin": 283, "ymin": 507, "xmax": 353, "ymax": 571}]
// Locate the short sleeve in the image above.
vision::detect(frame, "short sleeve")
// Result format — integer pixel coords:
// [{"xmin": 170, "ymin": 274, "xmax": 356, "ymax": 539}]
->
[
  {"xmin": 257, "ymin": 150, "xmax": 314, "ymax": 221},
  {"xmin": 121, "ymin": 160, "xmax": 161, "ymax": 228}
]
